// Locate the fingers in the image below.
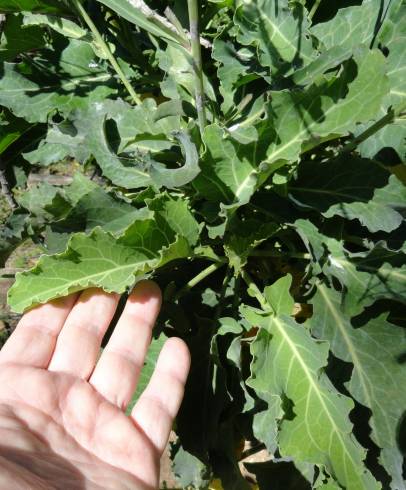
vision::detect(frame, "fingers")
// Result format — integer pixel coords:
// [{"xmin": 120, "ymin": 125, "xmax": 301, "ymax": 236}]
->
[
  {"xmin": 0, "ymin": 294, "xmax": 78, "ymax": 368},
  {"xmin": 90, "ymin": 281, "xmax": 161, "ymax": 410},
  {"xmin": 131, "ymin": 337, "xmax": 190, "ymax": 453},
  {"xmin": 48, "ymin": 289, "xmax": 119, "ymax": 378}
]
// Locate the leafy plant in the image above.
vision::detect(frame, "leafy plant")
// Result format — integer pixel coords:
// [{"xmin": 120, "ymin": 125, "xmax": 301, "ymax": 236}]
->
[{"xmin": 1, "ymin": 0, "xmax": 405, "ymax": 488}]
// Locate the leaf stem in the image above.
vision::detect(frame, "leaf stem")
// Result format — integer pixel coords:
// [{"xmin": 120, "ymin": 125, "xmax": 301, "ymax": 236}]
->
[
  {"xmin": 341, "ymin": 102, "xmax": 406, "ymax": 154},
  {"xmin": 250, "ymin": 250, "xmax": 311, "ymax": 259},
  {"xmin": 73, "ymin": 0, "xmax": 142, "ymax": 105},
  {"xmin": 187, "ymin": 0, "xmax": 207, "ymax": 134},
  {"xmin": 309, "ymin": 0, "xmax": 322, "ymax": 21},
  {"xmin": 174, "ymin": 260, "xmax": 226, "ymax": 300},
  {"xmin": 240, "ymin": 270, "xmax": 269, "ymax": 311}
]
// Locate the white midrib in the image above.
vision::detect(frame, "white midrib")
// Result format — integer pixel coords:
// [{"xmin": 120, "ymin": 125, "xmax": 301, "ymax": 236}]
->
[
  {"xmin": 14, "ymin": 255, "xmax": 158, "ymax": 311},
  {"xmin": 1, "ymin": 74, "xmax": 111, "ymax": 93},
  {"xmin": 235, "ymin": 170, "xmax": 256, "ymax": 200},
  {"xmin": 260, "ymin": 13, "xmax": 312, "ymax": 63},
  {"xmin": 272, "ymin": 315, "xmax": 362, "ymax": 484}
]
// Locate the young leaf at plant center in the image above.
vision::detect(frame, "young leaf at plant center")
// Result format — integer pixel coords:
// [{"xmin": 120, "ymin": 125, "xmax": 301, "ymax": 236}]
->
[
  {"xmin": 243, "ymin": 304, "xmax": 379, "ymax": 490},
  {"xmin": 309, "ymin": 284, "xmax": 406, "ymax": 490},
  {"xmin": 224, "ymin": 217, "xmax": 278, "ymax": 273},
  {"xmin": 193, "ymin": 124, "xmax": 258, "ymax": 205},
  {"xmin": 157, "ymin": 43, "xmax": 216, "ymax": 113}
]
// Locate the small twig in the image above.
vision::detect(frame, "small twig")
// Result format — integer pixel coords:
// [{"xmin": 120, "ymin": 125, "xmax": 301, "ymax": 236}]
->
[
  {"xmin": 73, "ymin": 0, "xmax": 142, "ymax": 105},
  {"xmin": 341, "ymin": 102, "xmax": 406, "ymax": 154},
  {"xmin": 309, "ymin": 0, "xmax": 322, "ymax": 21},
  {"xmin": 187, "ymin": 0, "xmax": 207, "ymax": 134},
  {"xmin": 0, "ymin": 159, "xmax": 17, "ymax": 210}
]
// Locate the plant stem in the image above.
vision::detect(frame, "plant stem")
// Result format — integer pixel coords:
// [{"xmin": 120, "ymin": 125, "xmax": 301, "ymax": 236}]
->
[
  {"xmin": 174, "ymin": 260, "xmax": 226, "ymax": 300},
  {"xmin": 250, "ymin": 250, "xmax": 311, "ymax": 259},
  {"xmin": 187, "ymin": 0, "xmax": 207, "ymax": 134},
  {"xmin": 341, "ymin": 102, "xmax": 406, "ymax": 154},
  {"xmin": 309, "ymin": 0, "xmax": 322, "ymax": 21},
  {"xmin": 73, "ymin": 0, "xmax": 142, "ymax": 105},
  {"xmin": 0, "ymin": 159, "xmax": 17, "ymax": 210},
  {"xmin": 240, "ymin": 270, "xmax": 269, "ymax": 311}
]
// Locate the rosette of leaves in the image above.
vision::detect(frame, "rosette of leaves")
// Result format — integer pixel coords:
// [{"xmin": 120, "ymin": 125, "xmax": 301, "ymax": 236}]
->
[{"xmin": 1, "ymin": 0, "xmax": 405, "ymax": 489}]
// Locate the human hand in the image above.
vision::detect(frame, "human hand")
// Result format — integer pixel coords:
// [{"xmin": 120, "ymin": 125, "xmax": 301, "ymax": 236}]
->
[{"xmin": 0, "ymin": 282, "xmax": 190, "ymax": 490}]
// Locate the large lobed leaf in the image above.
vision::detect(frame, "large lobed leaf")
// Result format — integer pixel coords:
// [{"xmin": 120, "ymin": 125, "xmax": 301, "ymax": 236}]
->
[
  {"xmin": 243, "ymin": 301, "xmax": 379, "ymax": 490},
  {"xmin": 310, "ymin": 284, "xmax": 406, "ymax": 490},
  {"xmin": 264, "ymin": 49, "xmax": 389, "ymax": 166},
  {"xmin": 8, "ymin": 194, "xmax": 200, "ymax": 312}
]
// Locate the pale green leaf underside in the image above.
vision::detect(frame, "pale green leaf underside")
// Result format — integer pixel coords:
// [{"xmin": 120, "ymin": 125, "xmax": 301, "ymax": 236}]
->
[
  {"xmin": 8, "ymin": 221, "xmax": 191, "ymax": 313},
  {"xmin": 244, "ymin": 307, "xmax": 379, "ymax": 490}
]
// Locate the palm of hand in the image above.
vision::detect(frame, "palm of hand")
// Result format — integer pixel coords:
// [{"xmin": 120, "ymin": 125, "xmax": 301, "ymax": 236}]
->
[{"xmin": 0, "ymin": 283, "xmax": 190, "ymax": 490}]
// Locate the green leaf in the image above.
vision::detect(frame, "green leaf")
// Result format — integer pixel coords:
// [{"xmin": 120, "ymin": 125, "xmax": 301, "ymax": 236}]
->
[
  {"xmin": 0, "ymin": 14, "xmax": 46, "ymax": 62},
  {"xmin": 263, "ymin": 274, "xmax": 294, "ymax": 316},
  {"xmin": 0, "ymin": 0, "xmax": 69, "ymax": 14},
  {"xmin": 157, "ymin": 44, "xmax": 216, "ymax": 107},
  {"xmin": 0, "ymin": 111, "xmax": 32, "ymax": 155},
  {"xmin": 126, "ymin": 333, "xmax": 167, "ymax": 413},
  {"xmin": 292, "ymin": 45, "xmax": 352, "ymax": 86},
  {"xmin": 30, "ymin": 98, "xmax": 199, "ymax": 189},
  {"xmin": 235, "ymin": 0, "xmax": 314, "ymax": 74},
  {"xmin": 293, "ymin": 219, "xmax": 406, "ymax": 314},
  {"xmin": 42, "ymin": 174, "xmax": 151, "ymax": 251},
  {"xmin": 171, "ymin": 443, "xmax": 211, "ymax": 489},
  {"xmin": 310, "ymin": 285, "xmax": 406, "ymax": 490},
  {"xmin": 193, "ymin": 124, "xmax": 257, "ymax": 204},
  {"xmin": 212, "ymin": 39, "xmax": 258, "ymax": 112},
  {"xmin": 289, "ymin": 157, "xmax": 406, "ymax": 233},
  {"xmin": 311, "ymin": 0, "xmax": 383, "ymax": 52},
  {"xmin": 147, "ymin": 193, "xmax": 200, "ymax": 247},
  {"xmin": 224, "ymin": 217, "xmax": 278, "ymax": 272},
  {"xmin": 22, "ymin": 13, "xmax": 90, "ymax": 40},
  {"xmin": 8, "ymin": 211, "xmax": 193, "ymax": 313},
  {"xmin": 96, "ymin": 0, "xmax": 186, "ymax": 45},
  {"xmin": 243, "ymin": 306, "xmax": 379, "ymax": 490},
  {"xmin": 0, "ymin": 41, "xmax": 115, "ymax": 123},
  {"xmin": 264, "ymin": 49, "xmax": 389, "ymax": 166},
  {"xmin": 17, "ymin": 181, "xmax": 70, "ymax": 220},
  {"xmin": 355, "ymin": 1, "xmax": 406, "ymax": 160}
]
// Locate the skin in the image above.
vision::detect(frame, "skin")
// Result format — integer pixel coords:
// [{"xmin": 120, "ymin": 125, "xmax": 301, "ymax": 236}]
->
[{"xmin": 0, "ymin": 281, "xmax": 190, "ymax": 489}]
